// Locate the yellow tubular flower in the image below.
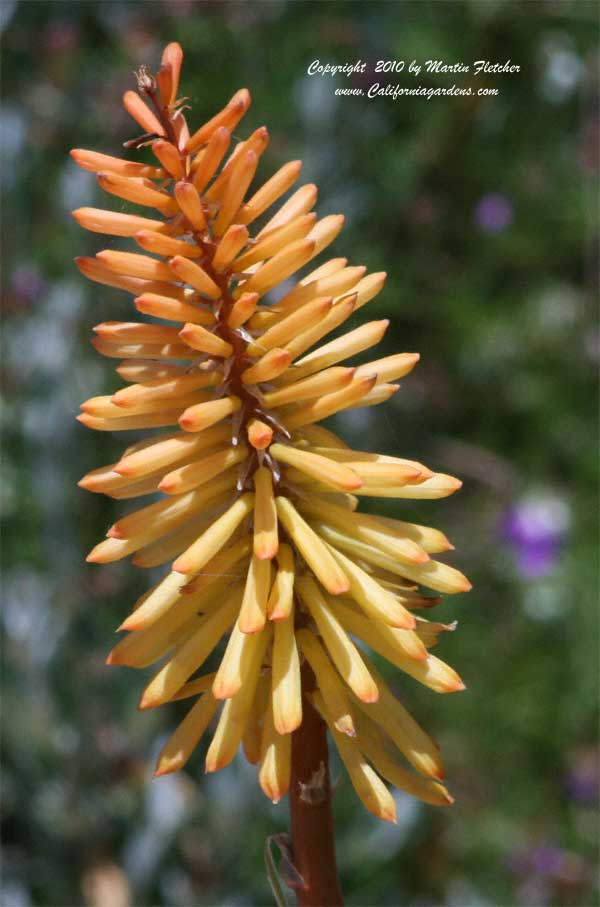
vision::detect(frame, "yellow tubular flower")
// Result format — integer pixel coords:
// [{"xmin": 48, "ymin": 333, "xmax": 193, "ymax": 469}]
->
[{"xmin": 74, "ymin": 42, "xmax": 471, "ymax": 817}]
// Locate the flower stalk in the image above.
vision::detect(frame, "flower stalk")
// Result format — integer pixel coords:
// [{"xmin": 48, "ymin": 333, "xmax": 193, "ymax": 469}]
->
[{"xmin": 289, "ymin": 668, "xmax": 344, "ymax": 907}]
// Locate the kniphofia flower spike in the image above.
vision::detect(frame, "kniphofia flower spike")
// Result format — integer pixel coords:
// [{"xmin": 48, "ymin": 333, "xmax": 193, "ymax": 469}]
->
[{"xmin": 74, "ymin": 42, "xmax": 471, "ymax": 822}]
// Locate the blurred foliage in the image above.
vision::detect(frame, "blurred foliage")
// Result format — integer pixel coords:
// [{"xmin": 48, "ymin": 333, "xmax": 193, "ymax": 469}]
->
[{"xmin": 2, "ymin": 1, "xmax": 598, "ymax": 906}]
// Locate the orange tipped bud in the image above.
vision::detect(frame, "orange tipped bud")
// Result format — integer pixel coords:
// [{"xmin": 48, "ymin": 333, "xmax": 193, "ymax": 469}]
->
[
  {"xmin": 241, "ymin": 348, "xmax": 292, "ymax": 385},
  {"xmin": 306, "ymin": 214, "xmax": 345, "ymax": 256},
  {"xmin": 283, "ymin": 375, "xmax": 378, "ymax": 431},
  {"xmin": 158, "ymin": 444, "xmax": 246, "ymax": 495},
  {"xmin": 157, "ymin": 42, "xmax": 183, "ymax": 109},
  {"xmin": 277, "ymin": 319, "xmax": 389, "ymax": 387},
  {"xmin": 264, "ymin": 367, "xmax": 355, "ymax": 408},
  {"xmin": 191, "ymin": 126, "xmax": 231, "ymax": 193},
  {"xmin": 246, "ymin": 296, "xmax": 333, "ymax": 357},
  {"xmin": 163, "ymin": 43, "xmax": 183, "ymax": 97},
  {"xmin": 247, "ymin": 418, "xmax": 273, "ymax": 450},
  {"xmin": 204, "ymin": 126, "xmax": 269, "ymax": 204},
  {"xmin": 70, "ymin": 149, "xmax": 164, "ymax": 180},
  {"xmin": 173, "ymin": 181, "xmax": 207, "ymax": 232},
  {"xmin": 212, "ymin": 225, "xmax": 250, "ymax": 274},
  {"xmin": 341, "ymin": 460, "xmax": 423, "ymax": 488},
  {"xmin": 204, "ymin": 623, "xmax": 271, "ymax": 774},
  {"xmin": 134, "ymin": 229, "xmax": 202, "ymax": 259},
  {"xmin": 122, "ymin": 90, "xmax": 165, "ymax": 136},
  {"xmin": 355, "ymin": 352, "xmax": 420, "ymax": 384},
  {"xmin": 271, "ymin": 442, "xmax": 362, "ymax": 492},
  {"xmin": 114, "ymin": 425, "xmax": 229, "ymax": 478},
  {"xmin": 109, "ymin": 468, "xmax": 237, "ymax": 543},
  {"xmin": 94, "ymin": 333, "xmax": 186, "ymax": 360},
  {"xmin": 154, "ymin": 693, "xmax": 219, "ymax": 777},
  {"xmin": 253, "ymin": 466, "xmax": 278, "ymax": 560},
  {"xmin": 275, "ymin": 497, "xmax": 349, "ymax": 596},
  {"xmin": 75, "ymin": 255, "xmax": 182, "ymax": 298},
  {"xmin": 295, "ymin": 576, "xmax": 378, "ymax": 704},
  {"xmin": 283, "ymin": 295, "xmax": 357, "ymax": 363},
  {"xmin": 275, "ymin": 263, "xmax": 366, "ymax": 317},
  {"xmin": 351, "ymin": 660, "xmax": 445, "ymax": 779},
  {"xmin": 258, "ymin": 701, "xmax": 291, "ymax": 802},
  {"xmin": 257, "ymin": 183, "xmax": 317, "ymax": 237},
  {"xmin": 212, "ymin": 619, "xmax": 268, "ymax": 700},
  {"xmin": 179, "ymin": 395, "xmax": 240, "ymax": 433},
  {"xmin": 227, "ymin": 292, "xmax": 259, "ymax": 329},
  {"xmin": 71, "ymin": 207, "xmax": 171, "ymax": 238},
  {"xmin": 139, "ymin": 593, "xmax": 240, "ymax": 708},
  {"xmin": 296, "ymin": 630, "xmax": 356, "ymax": 736},
  {"xmin": 314, "ymin": 694, "xmax": 396, "ymax": 822},
  {"xmin": 349, "ymin": 382, "xmax": 400, "ymax": 409},
  {"xmin": 179, "ymin": 323, "xmax": 233, "ymax": 358},
  {"xmin": 233, "ymin": 213, "xmax": 316, "ymax": 271},
  {"xmin": 299, "ymin": 496, "xmax": 429, "ymax": 567},
  {"xmin": 96, "ymin": 249, "xmax": 174, "ymax": 283},
  {"xmin": 185, "ymin": 88, "xmax": 251, "ymax": 153},
  {"xmin": 91, "ymin": 337, "xmax": 192, "ymax": 362},
  {"xmin": 238, "ymin": 160, "xmax": 303, "ymax": 225},
  {"xmin": 169, "ymin": 255, "xmax": 221, "ymax": 299},
  {"xmin": 325, "ymin": 545, "xmax": 419, "ymax": 634},
  {"xmin": 234, "ymin": 238, "xmax": 316, "ymax": 299},
  {"xmin": 238, "ymin": 554, "xmax": 272, "ymax": 634},
  {"xmin": 352, "ymin": 271, "xmax": 387, "ymax": 309},
  {"xmin": 213, "ymin": 150, "xmax": 259, "ymax": 239},
  {"xmin": 97, "ymin": 171, "xmax": 178, "ymax": 214},
  {"xmin": 93, "ymin": 321, "xmax": 181, "ymax": 345},
  {"xmin": 172, "ymin": 493, "xmax": 254, "ymax": 575},
  {"xmin": 272, "ymin": 609, "xmax": 302, "ymax": 733},
  {"xmin": 390, "ymin": 473, "xmax": 464, "ymax": 500},
  {"xmin": 151, "ymin": 139, "xmax": 184, "ymax": 179},
  {"xmin": 134, "ymin": 292, "xmax": 215, "ymax": 326}
]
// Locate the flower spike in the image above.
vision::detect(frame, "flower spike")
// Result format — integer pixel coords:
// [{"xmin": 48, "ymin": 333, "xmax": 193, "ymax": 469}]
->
[{"xmin": 73, "ymin": 43, "xmax": 470, "ymax": 821}]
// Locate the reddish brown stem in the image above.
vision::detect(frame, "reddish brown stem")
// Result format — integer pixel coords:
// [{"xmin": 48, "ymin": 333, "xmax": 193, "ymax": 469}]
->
[{"xmin": 289, "ymin": 685, "xmax": 344, "ymax": 907}]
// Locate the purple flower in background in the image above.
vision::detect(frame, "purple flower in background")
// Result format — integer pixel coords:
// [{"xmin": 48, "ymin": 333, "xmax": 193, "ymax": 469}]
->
[
  {"xmin": 503, "ymin": 492, "xmax": 570, "ymax": 579},
  {"xmin": 474, "ymin": 192, "xmax": 513, "ymax": 233},
  {"xmin": 530, "ymin": 844, "xmax": 566, "ymax": 876},
  {"xmin": 507, "ymin": 840, "xmax": 589, "ymax": 905},
  {"xmin": 564, "ymin": 748, "xmax": 599, "ymax": 805},
  {"xmin": 507, "ymin": 841, "xmax": 565, "ymax": 878}
]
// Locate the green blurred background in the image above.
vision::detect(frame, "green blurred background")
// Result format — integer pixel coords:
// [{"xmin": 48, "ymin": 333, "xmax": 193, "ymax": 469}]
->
[{"xmin": 2, "ymin": 1, "xmax": 598, "ymax": 905}]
